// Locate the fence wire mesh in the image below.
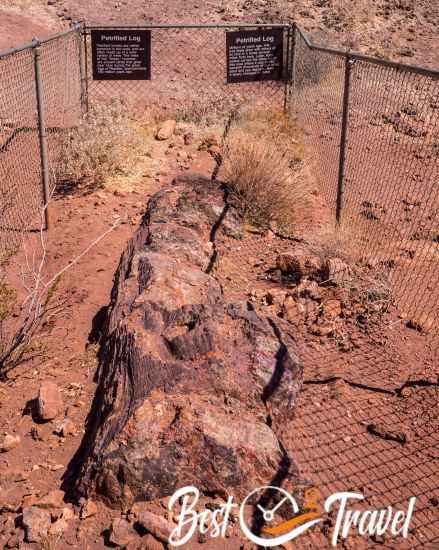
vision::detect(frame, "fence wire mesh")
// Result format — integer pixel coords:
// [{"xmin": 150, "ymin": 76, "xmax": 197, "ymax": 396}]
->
[
  {"xmin": 344, "ymin": 59, "xmax": 439, "ymax": 335},
  {"xmin": 0, "ymin": 47, "xmax": 40, "ymax": 259},
  {"xmin": 0, "ymin": 21, "xmax": 438, "ymax": 549},
  {"xmin": 291, "ymin": 26, "xmax": 439, "ymax": 339},
  {"xmin": 287, "ymin": 24, "xmax": 439, "ymax": 549},
  {"xmin": 84, "ymin": 25, "xmax": 289, "ymax": 119},
  {"xmin": 291, "ymin": 30, "xmax": 345, "ymax": 214},
  {"xmin": 0, "ymin": 27, "xmax": 82, "ymax": 260}
]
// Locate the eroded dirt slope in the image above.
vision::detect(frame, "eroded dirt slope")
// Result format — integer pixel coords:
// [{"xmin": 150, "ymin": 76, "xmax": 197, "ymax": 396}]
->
[{"xmin": 1, "ymin": 0, "xmax": 438, "ymax": 70}]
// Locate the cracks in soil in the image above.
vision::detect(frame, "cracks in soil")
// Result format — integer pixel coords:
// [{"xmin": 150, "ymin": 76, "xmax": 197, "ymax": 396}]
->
[
  {"xmin": 304, "ymin": 374, "xmax": 439, "ymax": 397},
  {"xmin": 205, "ymin": 195, "xmax": 229, "ymax": 277},
  {"xmin": 304, "ymin": 376, "xmax": 395, "ymax": 395}
]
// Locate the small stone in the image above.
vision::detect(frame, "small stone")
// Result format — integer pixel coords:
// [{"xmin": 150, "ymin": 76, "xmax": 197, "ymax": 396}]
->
[
  {"xmin": 406, "ymin": 314, "xmax": 433, "ymax": 333},
  {"xmin": 5, "ymin": 533, "xmax": 20, "ymax": 548},
  {"xmin": 22, "ymin": 506, "xmax": 51, "ymax": 543},
  {"xmin": 174, "ymin": 122, "xmax": 190, "ymax": 135},
  {"xmin": 323, "ymin": 257, "xmax": 350, "ymax": 285},
  {"xmin": 276, "ymin": 252, "xmax": 322, "ymax": 280},
  {"xmin": 156, "ymin": 120, "xmax": 176, "ymax": 140},
  {"xmin": 22, "ymin": 494, "xmax": 39, "ymax": 508},
  {"xmin": 311, "ymin": 323, "xmax": 335, "ymax": 337},
  {"xmin": 37, "ymin": 381, "xmax": 63, "ymax": 421},
  {"xmin": 57, "ymin": 418, "xmax": 76, "ymax": 437},
  {"xmin": 80, "ymin": 499, "xmax": 97, "ymax": 519},
  {"xmin": 322, "ymin": 299, "xmax": 342, "ymax": 319},
  {"xmin": 1, "ymin": 434, "xmax": 20, "ymax": 452},
  {"xmin": 198, "ymin": 133, "xmax": 220, "ymax": 150},
  {"xmin": 133, "ymin": 507, "xmax": 173, "ymax": 543},
  {"xmin": 283, "ymin": 296, "xmax": 305, "ymax": 324},
  {"xmin": 36, "ymin": 489, "xmax": 64, "ymax": 509},
  {"xmin": 177, "ymin": 150, "xmax": 189, "ymax": 161},
  {"xmin": 109, "ymin": 517, "xmax": 137, "ymax": 547},
  {"xmin": 184, "ymin": 132, "xmax": 194, "ymax": 145},
  {"xmin": 61, "ymin": 506, "xmax": 75, "ymax": 521},
  {"xmin": 265, "ymin": 288, "xmax": 287, "ymax": 306}
]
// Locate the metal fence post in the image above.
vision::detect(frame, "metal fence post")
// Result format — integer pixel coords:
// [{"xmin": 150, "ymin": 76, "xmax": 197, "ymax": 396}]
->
[
  {"xmin": 291, "ymin": 23, "xmax": 297, "ymax": 84},
  {"xmin": 288, "ymin": 23, "xmax": 296, "ymax": 111},
  {"xmin": 283, "ymin": 26, "xmax": 291, "ymax": 113},
  {"xmin": 336, "ymin": 54, "xmax": 353, "ymax": 224},
  {"xmin": 78, "ymin": 24, "xmax": 88, "ymax": 114},
  {"xmin": 33, "ymin": 41, "xmax": 51, "ymax": 230}
]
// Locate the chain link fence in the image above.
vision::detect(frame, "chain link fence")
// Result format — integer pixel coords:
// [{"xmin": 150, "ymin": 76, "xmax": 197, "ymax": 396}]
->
[
  {"xmin": 0, "ymin": 25, "xmax": 82, "ymax": 260},
  {"xmin": 291, "ymin": 25, "xmax": 439, "ymax": 337},
  {"xmin": 2, "ymin": 22, "xmax": 438, "ymax": 325},
  {"xmin": 1, "ymin": 22, "xmax": 439, "ymax": 547},
  {"xmin": 83, "ymin": 24, "xmax": 290, "ymax": 118}
]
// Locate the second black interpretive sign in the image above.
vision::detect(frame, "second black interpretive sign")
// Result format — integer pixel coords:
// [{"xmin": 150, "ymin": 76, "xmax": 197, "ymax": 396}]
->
[{"xmin": 226, "ymin": 28, "xmax": 284, "ymax": 83}]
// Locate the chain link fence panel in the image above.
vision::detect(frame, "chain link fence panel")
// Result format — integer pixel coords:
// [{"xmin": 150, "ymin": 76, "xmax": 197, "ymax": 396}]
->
[
  {"xmin": 0, "ymin": 47, "xmax": 41, "ymax": 259},
  {"xmin": 84, "ymin": 25, "xmax": 290, "ymax": 120},
  {"xmin": 290, "ymin": 26, "xmax": 439, "ymax": 339},
  {"xmin": 0, "ymin": 26, "xmax": 83, "ymax": 260}
]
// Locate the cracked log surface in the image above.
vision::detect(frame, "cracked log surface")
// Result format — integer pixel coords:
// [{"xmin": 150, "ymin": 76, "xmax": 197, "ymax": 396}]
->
[{"xmin": 74, "ymin": 175, "xmax": 303, "ymax": 508}]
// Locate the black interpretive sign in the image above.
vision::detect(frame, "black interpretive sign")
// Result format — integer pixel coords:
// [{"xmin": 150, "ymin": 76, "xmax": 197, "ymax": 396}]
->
[
  {"xmin": 226, "ymin": 28, "xmax": 284, "ymax": 83},
  {"xmin": 91, "ymin": 29, "xmax": 151, "ymax": 80}
]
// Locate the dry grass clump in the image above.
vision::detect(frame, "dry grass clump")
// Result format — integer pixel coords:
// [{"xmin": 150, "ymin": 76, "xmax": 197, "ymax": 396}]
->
[
  {"xmin": 222, "ymin": 108, "xmax": 312, "ymax": 232},
  {"xmin": 57, "ymin": 99, "xmax": 144, "ymax": 188},
  {"xmin": 310, "ymin": 224, "xmax": 364, "ymax": 266},
  {"xmin": 172, "ymin": 95, "xmax": 243, "ymax": 127}
]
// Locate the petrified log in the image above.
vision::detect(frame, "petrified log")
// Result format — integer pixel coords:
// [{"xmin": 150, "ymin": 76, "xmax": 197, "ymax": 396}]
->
[{"xmin": 75, "ymin": 175, "xmax": 302, "ymax": 508}]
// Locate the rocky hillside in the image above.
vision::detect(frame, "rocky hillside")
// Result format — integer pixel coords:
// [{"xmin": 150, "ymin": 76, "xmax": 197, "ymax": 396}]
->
[{"xmin": 1, "ymin": 0, "xmax": 438, "ymax": 70}]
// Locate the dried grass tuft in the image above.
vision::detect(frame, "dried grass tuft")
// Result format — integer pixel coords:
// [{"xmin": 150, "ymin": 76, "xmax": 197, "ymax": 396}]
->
[
  {"xmin": 222, "ymin": 108, "xmax": 312, "ymax": 232},
  {"xmin": 56, "ymin": 98, "xmax": 144, "ymax": 188}
]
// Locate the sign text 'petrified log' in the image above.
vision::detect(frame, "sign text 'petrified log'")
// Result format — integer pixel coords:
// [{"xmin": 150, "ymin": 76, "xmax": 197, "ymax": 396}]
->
[
  {"xmin": 91, "ymin": 29, "xmax": 151, "ymax": 80},
  {"xmin": 226, "ymin": 28, "xmax": 284, "ymax": 83}
]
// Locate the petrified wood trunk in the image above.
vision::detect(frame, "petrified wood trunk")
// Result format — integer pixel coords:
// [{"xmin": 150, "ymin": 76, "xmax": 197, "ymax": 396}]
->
[{"xmin": 75, "ymin": 175, "xmax": 302, "ymax": 508}]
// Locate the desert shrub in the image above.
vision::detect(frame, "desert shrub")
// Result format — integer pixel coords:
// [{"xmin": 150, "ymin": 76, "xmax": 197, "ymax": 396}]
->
[
  {"xmin": 172, "ymin": 95, "xmax": 243, "ymax": 127},
  {"xmin": 222, "ymin": 108, "xmax": 312, "ymax": 231},
  {"xmin": 57, "ymin": 99, "xmax": 144, "ymax": 188}
]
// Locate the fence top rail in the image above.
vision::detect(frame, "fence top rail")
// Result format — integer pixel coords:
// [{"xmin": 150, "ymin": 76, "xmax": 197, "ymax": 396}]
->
[
  {"xmin": 84, "ymin": 23, "xmax": 290, "ymax": 30},
  {"xmin": 0, "ymin": 23, "xmax": 83, "ymax": 60},
  {"xmin": 294, "ymin": 23, "xmax": 439, "ymax": 79}
]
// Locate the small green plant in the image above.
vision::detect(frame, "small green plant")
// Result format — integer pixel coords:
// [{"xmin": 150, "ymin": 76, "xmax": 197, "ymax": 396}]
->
[{"xmin": 57, "ymin": 98, "xmax": 144, "ymax": 188}]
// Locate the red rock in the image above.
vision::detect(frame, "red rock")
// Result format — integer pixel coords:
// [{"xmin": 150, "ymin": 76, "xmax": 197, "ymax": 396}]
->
[
  {"xmin": 143, "ymin": 533, "xmax": 165, "ymax": 550},
  {"xmin": 132, "ymin": 506, "xmax": 173, "ymax": 543},
  {"xmin": 36, "ymin": 489, "xmax": 64, "ymax": 509},
  {"xmin": 1, "ymin": 434, "xmax": 20, "ymax": 452},
  {"xmin": 323, "ymin": 257, "xmax": 350, "ymax": 284},
  {"xmin": 109, "ymin": 518, "xmax": 137, "ymax": 546},
  {"xmin": 49, "ymin": 517, "xmax": 68, "ymax": 536},
  {"xmin": 322, "ymin": 299, "xmax": 342, "ymax": 319},
  {"xmin": 37, "ymin": 381, "xmax": 63, "ymax": 421},
  {"xmin": 311, "ymin": 323, "xmax": 335, "ymax": 337},
  {"xmin": 156, "ymin": 120, "xmax": 176, "ymax": 141},
  {"xmin": 57, "ymin": 418, "xmax": 76, "ymax": 437},
  {"xmin": 80, "ymin": 498, "xmax": 97, "ymax": 519},
  {"xmin": 22, "ymin": 506, "xmax": 51, "ymax": 543},
  {"xmin": 276, "ymin": 252, "xmax": 322, "ymax": 280}
]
